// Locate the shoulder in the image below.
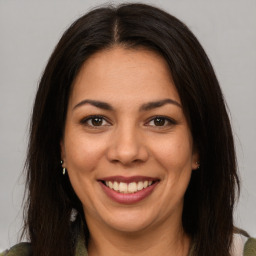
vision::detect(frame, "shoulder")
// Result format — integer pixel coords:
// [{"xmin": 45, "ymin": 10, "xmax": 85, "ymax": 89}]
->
[
  {"xmin": 231, "ymin": 233, "xmax": 256, "ymax": 256},
  {"xmin": 0, "ymin": 243, "xmax": 31, "ymax": 256},
  {"xmin": 244, "ymin": 237, "xmax": 256, "ymax": 256}
]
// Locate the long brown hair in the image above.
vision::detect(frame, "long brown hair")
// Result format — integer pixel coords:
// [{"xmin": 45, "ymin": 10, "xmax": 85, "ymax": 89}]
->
[{"xmin": 23, "ymin": 3, "xmax": 239, "ymax": 256}]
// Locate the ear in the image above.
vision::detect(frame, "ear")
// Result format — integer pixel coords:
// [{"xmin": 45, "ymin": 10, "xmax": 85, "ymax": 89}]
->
[
  {"xmin": 191, "ymin": 151, "xmax": 200, "ymax": 170},
  {"xmin": 60, "ymin": 140, "xmax": 66, "ymax": 168}
]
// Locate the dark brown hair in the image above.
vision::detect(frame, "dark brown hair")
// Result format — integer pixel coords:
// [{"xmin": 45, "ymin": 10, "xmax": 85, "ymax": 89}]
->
[{"xmin": 23, "ymin": 3, "xmax": 239, "ymax": 256}]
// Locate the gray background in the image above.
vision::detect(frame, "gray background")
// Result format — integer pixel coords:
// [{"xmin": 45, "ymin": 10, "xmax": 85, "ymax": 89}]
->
[{"xmin": 0, "ymin": 0, "xmax": 255, "ymax": 251}]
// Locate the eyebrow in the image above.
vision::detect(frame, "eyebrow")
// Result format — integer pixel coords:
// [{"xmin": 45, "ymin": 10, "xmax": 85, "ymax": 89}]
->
[
  {"xmin": 72, "ymin": 98, "xmax": 181, "ymax": 111},
  {"xmin": 73, "ymin": 99, "xmax": 113, "ymax": 111},
  {"xmin": 139, "ymin": 98, "xmax": 182, "ymax": 111}
]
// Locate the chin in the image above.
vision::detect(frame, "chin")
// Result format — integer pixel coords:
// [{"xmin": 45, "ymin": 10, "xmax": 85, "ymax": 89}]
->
[
  {"xmin": 103, "ymin": 209, "xmax": 158, "ymax": 234},
  {"xmin": 109, "ymin": 219, "xmax": 152, "ymax": 234}
]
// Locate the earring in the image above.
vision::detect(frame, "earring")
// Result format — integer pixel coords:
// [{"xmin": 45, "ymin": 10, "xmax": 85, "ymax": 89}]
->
[
  {"xmin": 70, "ymin": 208, "xmax": 78, "ymax": 222},
  {"xmin": 61, "ymin": 160, "xmax": 66, "ymax": 175},
  {"xmin": 196, "ymin": 161, "xmax": 200, "ymax": 169}
]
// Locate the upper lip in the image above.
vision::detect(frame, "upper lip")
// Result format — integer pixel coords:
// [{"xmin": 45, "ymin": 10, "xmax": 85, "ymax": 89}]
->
[{"xmin": 98, "ymin": 176, "xmax": 159, "ymax": 183}]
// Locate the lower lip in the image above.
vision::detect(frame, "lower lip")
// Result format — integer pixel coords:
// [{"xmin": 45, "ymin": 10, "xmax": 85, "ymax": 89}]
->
[{"xmin": 99, "ymin": 181, "xmax": 159, "ymax": 204}]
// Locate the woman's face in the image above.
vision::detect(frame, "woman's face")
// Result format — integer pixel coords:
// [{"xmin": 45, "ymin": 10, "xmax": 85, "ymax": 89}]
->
[{"xmin": 61, "ymin": 47, "xmax": 199, "ymax": 234}]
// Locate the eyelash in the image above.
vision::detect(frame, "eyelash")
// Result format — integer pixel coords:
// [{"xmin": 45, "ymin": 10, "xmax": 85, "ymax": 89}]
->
[
  {"xmin": 80, "ymin": 115, "xmax": 177, "ymax": 128},
  {"xmin": 145, "ymin": 116, "xmax": 177, "ymax": 128},
  {"xmin": 80, "ymin": 115, "xmax": 111, "ymax": 128}
]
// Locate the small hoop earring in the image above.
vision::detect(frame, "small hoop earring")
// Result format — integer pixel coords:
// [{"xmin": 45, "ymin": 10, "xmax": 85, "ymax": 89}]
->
[
  {"xmin": 61, "ymin": 160, "xmax": 66, "ymax": 175},
  {"xmin": 196, "ymin": 161, "xmax": 200, "ymax": 169}
]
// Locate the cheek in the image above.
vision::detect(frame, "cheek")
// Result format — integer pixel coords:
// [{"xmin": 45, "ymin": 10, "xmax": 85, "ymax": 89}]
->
[
  {"xmin": 64, "ymin": 132, "xmax": 107, "ymax": 173},
  {"xmin": 151, "ymin": 133, "xmax": 193, "ymax": 170},
  {"xmin": 63, "ymin": 134, "xmax": 108, "ymax": 209}
]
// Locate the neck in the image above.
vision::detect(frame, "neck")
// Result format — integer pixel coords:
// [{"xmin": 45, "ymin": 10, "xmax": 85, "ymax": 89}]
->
[{"xmin": 86, "ymin": 218, "xmax": 191, "ymax": 256}]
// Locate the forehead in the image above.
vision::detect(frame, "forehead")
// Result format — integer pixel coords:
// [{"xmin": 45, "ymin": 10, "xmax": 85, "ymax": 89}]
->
[{"xmin": 69, "ymin": 46, "xmax": 181, "ymax": 107}]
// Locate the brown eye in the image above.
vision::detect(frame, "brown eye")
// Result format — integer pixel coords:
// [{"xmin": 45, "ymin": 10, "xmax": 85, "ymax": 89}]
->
[
  {"xmin": 146, "ymin": 116, "xmax": 177, "ymax": 128},
  {"xmin": 91, "ymin": 117, "xmax": 103, "ymax": 126},
  {"xmin": 81, "ymin": 115, "xmax": 110, "ymax": 127},
  {"xmin": 153, "ymin": 117, "xmax": 166, "ymax": 126}
]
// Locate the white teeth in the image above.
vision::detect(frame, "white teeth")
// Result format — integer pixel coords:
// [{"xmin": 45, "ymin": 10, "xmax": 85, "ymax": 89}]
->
[
  {"xmin": 113, "ymin": 181, "xmax": 119, "ymax": 191},
  {"xmin": 104, "ymin": 180, "xmax": 154, "ymax": 193},
  {"xmin": 128, "ymin": 182, "xmax": 137, "ymax": 193},
  {"xmin": 119, "ymin": 182, "xmax": 128, "ymax": 193},
  {"xmin": 137, "ymin": 181, "xmax": 144, "ymax": 191},
  {"xmin": 143, "ymin": 181, "xmax": 149, "ymax": 188},
  {"xmin": 109, "ymin": 181, "xmax": 113, "ymax": 189}
]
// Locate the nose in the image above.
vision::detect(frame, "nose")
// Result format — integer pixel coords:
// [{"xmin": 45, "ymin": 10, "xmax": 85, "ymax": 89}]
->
[{"xmin": 106, "ymin": 124, "xmax": 149, "ymax": 165}]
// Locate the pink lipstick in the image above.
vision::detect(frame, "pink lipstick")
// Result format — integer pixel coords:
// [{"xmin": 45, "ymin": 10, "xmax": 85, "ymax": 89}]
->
[{"xmin": 98, "ymin": 176, "xmax": 159, "ymax": 204}]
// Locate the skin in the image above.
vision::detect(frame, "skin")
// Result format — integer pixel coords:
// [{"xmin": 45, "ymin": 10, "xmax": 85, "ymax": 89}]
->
[{"xmin": 61, "ymin": 46, "xmax": 199, "ymax": 256}]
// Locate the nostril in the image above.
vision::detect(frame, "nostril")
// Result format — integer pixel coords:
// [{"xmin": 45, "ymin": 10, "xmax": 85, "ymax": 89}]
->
[{"xmin": 106, "ymin": 137, "xmax": 149, "ymax": 165}]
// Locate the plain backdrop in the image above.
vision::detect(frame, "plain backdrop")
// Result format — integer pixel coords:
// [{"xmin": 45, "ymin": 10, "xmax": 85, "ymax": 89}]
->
[{"xmin": 0, "ymin": 0, "xmax": 256, "ymax": 251}]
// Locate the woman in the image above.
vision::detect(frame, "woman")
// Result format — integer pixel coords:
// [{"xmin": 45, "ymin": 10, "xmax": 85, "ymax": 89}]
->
[{"xmin": 1, "ymin": 3, "xmax": 255, "ymax": 256}]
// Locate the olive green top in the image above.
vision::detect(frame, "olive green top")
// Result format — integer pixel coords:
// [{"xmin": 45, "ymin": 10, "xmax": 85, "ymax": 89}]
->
[
  {"xmin": 1, "ymin": 236, "xmax": 256, "ymax": 256},
  {"xmin": 244, "ymin": 238, "xmax": 256, "ymax": 256}
]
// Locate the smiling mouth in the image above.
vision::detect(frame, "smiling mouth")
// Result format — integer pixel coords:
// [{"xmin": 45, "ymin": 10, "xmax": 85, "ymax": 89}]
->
[
  {"xmin": 103, "ymin": 180, "xmax": 154, "ymax": 194},
  {"xmin": 99, "ymin": 176, "xmax": 159, "ymax": 204}
]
